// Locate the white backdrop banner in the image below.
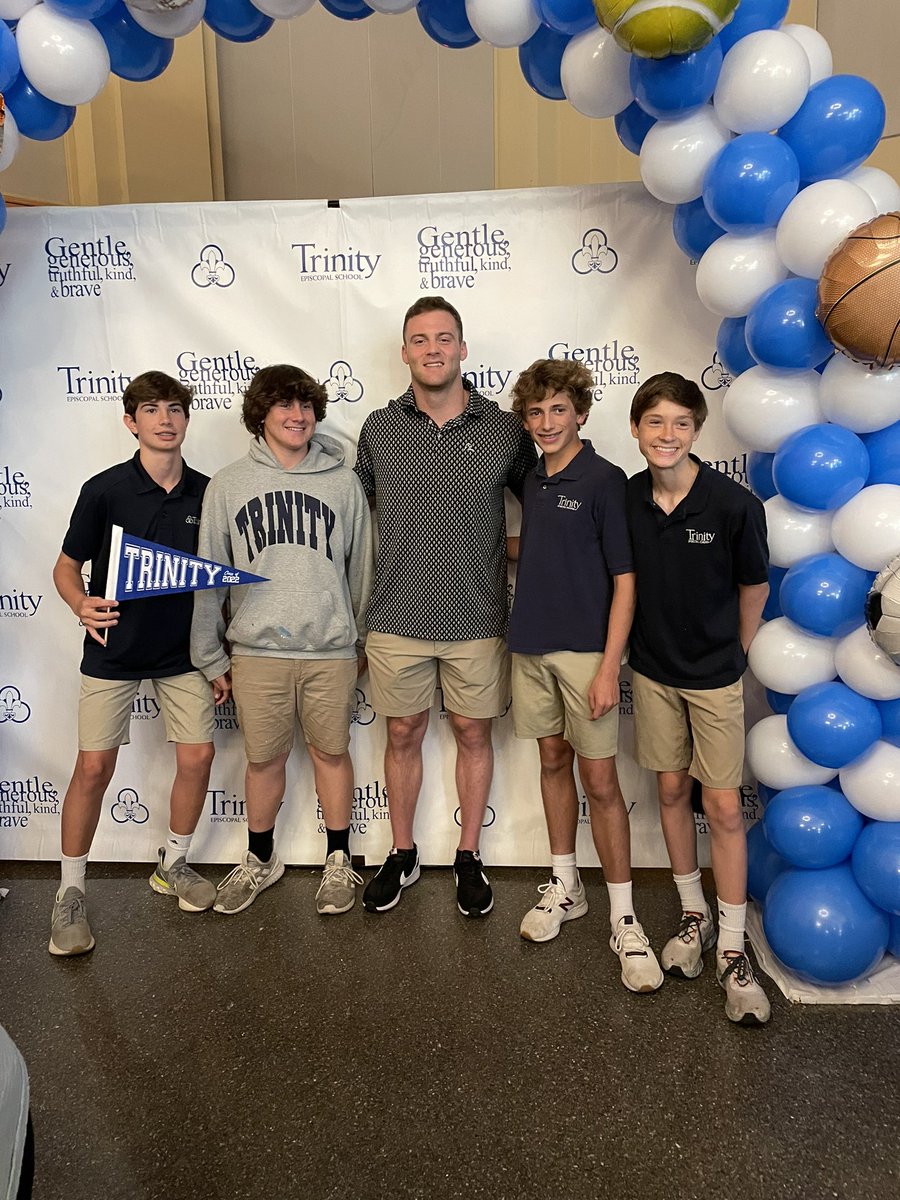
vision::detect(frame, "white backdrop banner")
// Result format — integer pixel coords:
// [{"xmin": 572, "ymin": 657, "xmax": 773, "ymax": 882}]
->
[{"xmin": 0, "ymin": 184, "xmax": 765, "ymax": 867}]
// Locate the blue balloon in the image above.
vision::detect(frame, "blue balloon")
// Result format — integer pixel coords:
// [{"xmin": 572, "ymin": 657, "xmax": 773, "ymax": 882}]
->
[
  {"xmin": 889, "ymin": 913, "xmax": 900, "ymax": 957},
  {"xmin": 773, "ymin": 424, "xmax": 869, "ymax": 511},
  {"xmin": 852, "ymin": 821, "xmax": 900, "ymax": 915},
  {"xmin": 703, "ymin": 133, "xmax": 799, "ymax": 234},
  {"xmin": 746, "ymin": 449, "xmax": 776, "ymax": 500},
  {"xmin": 518, "ymin": 25, "xmax": 569, "ymax": 101},
  {"xmin": 417, "ymin": 0, "xmax": 478, "ymax": 47},
  {"xmin": 0, "ymin": 193, "xmax": 6, "ymax": 239},
  {"xmin": 93, "ymin": 3, "xmax": 175, "ymax": 77},
  {"xmin": 779, "ymin": 75, "xmax": 886, "ymax": 183},
  {"xmin": 719, "ymin": 0, "xmax": 789, "ymax": 54},
  {"xmin": 766, "ymin": 688, "xmax": 796, "ymax": 716},
  {"xmin": 747, "ymin": 819, "xmax": 789, "ymax": 903},
  {"xmin": 716, "ymin": 316, "xmax": 756, "ymax": 379},
  {"xmin": 202, "ymin": 0, "xmax": 274, "ymax": 39},
  {"xmin": 780, "ymin": 552, "xmax": 873, "ymax": 639},
  {"xmin": 319, "ymin": 0, "xmax": 373, "ymax": 17},
  {"xmin": 630, "ymin": 37, "xmax": 722, "ymax": 120},
  {"xmin": 673, "ymin": 198, "xmax": 725, "ymax": 261},
  {"xmin": 3, "ymin": 74, "xmax": 75, "ymax": 141},
  {"xmin": 615, "ymin": 102, "xmax": 656, "ymax": 155},
  {"xmin": 0, "ymin": 20, "xmax": 19, "ymax": 93},
  {"xmin": 46, "ymin": 0, "xmax": 118, "ymax": 18},
  {"xmin": 764, "ymin": 783, "xmax": 864, "ymax": 868},
  {"xmin": 877, "ymin": 697, "xmax": 900, "ymax": 748},
  {"xmin": 746, "ymin": 278, "xmax": 833, "ymax": 372},
  {"xmin": 537, "ymin": 0, "xmax": 596, "ymax": 36},
  {"xmin": 763, "ymin": 565, "xmax": 787, "ymax": 621},
  {"xmin": 862, "ymin": 420, "xmax": 900, "ymax": 486},
  {"xmin": 787, "ymin": 681, "xmax": 882, "ymax": 769},
  {"xmin": 764, "ymin": 864, "xmax": 889, "ymax": 983}
]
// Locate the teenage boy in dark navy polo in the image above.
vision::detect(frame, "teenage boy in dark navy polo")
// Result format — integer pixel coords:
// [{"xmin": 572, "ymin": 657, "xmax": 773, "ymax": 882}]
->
[
  {"xmin": 626, "ymin": 371, "xmax": 771, "ymax": 1025},
  {"xmin": 507, "ymin": 358, "xmax": 663, "ymax": 994},
  {"xmin": 49, "ymin": 372, "xmax": 226, "ymax": 957}
]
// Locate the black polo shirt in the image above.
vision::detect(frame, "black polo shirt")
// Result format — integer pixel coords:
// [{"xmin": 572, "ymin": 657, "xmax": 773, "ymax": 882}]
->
[
  {"xmin": 509, "ymin": 441, "xmax": 632, "ymax": 655},
  {"xmin": 355, "ymin": 382, "xmax": 537, "ymax": 641},
  {"xmin": 61, "ymin": 452, "xmax": 209, "ymax": 681},
  {"xmin": 626, "ymin": 457, "xmax": 768, "ymax": 689}
]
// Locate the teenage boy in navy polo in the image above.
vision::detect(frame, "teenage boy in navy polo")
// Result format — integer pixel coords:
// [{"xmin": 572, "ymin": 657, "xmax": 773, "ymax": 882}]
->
[
  {"xmin": 627, "ymin": 372, "xmax": 771, "ymax": 1025},
  {"xmin": 507, "ymin": 358, "xmax": 663, "ymax": 994},
  {"xmin": 49, "ymin": 372, "xmax": 224, "ymax": 957},
  {"xmin": 355, "ymin": 296, "xmax": 537, "ymax": 917}
]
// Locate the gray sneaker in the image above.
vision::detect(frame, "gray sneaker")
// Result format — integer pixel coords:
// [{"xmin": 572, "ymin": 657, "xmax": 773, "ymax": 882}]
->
[
  {"xmin": 316, "ymin": 850, "xmax": 364, "ymax": 915},
  {"xmin": 48, "ymin": 887, "xmax": 95, "ymax": 957},
  {"xmin": 213, "ymin": 850, "xmax": 285, "ymax": 915},
  {"xmin": 610, "ymin": 915, "xmax": 664, "ymax": 994},
  {"xmin": 149, "ymin": 849, "xmax": 216, "ymax": 912},
  {"xmin": 717, "ymin": 951, "xmax": 772, "ymax": 1026},
  {"xmin": 661, "ymin": 910, "xmax": 716, "ymax": 979}
]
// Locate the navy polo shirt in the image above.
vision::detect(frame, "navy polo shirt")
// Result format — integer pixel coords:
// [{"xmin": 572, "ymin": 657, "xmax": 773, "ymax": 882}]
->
[
  {"xmin": 62, "ymin": 452, "xmax": 209, "ymax": 681},
  {"xmin": 626, "ymin": 457, "xmax": 768, "ymax": 689},
  {"xmin": 508, "ymin": 440, "xmax": 633, "ymax": 655}
]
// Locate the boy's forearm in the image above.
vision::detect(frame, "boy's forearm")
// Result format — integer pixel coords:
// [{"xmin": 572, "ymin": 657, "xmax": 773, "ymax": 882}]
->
[
  {"xmin": 601, "ymin": 572, "xmax": 636, "ymax": 671},
  {"xmin": 739, "ymin": 581, "xmax": 769, "ymax": 652}
]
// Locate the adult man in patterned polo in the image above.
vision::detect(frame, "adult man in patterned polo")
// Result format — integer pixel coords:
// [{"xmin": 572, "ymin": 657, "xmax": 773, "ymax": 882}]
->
[{"xmin": 355, "ymin": 296, "xmax": 537, "ymax": 916}]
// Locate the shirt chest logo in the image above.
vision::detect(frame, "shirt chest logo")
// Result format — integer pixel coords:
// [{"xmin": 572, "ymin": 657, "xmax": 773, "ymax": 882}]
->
[
  {"xmin": 686, "ymin": 528, "xmax": 715, "ymax": 544},
  {"xmin": 556, "ymin": 495, "xmax": 581, "ymax": 511}
]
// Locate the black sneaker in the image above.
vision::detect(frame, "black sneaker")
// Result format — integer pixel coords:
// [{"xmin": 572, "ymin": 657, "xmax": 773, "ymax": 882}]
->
[
  {"xmin": 363, "ymin": 846, "xmax": 420, "ymax": 913},
  {"xmin": 454, "ymin": 850, "xmax": 493, "ymax": 917}
]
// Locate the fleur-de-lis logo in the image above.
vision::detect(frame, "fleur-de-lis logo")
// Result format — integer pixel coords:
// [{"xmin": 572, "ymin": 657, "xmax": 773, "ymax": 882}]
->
[
  {"xmin": 0, "ymin": 685, "xmax": 30, "ymax": 723},
  {"xmin": 572, "ymin": 228, "xmax": 619, "ymax": 275},
  {"xmin": 325, "ymin": 360, "xmax": 364, "ymax": 404},
  {"xmin": 111, "ymin": 788, "xmax": 150, "ymax": 824},
  {"xmin": 702, "ymin": 353, "xmax": 732, "ymax": 391},
  {"xmin": 191, "ymin": 244, "xmax": 235, "ymax": 288}
]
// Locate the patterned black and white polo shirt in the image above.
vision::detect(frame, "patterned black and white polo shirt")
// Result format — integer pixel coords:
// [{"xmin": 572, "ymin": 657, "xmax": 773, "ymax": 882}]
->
[{"xmin": 355, "ymin": 383, "xmax": 537, "ymax": 641}]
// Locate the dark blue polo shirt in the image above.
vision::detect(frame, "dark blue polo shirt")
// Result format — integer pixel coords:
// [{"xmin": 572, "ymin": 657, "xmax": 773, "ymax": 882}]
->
[
  {"xmin": 62, "ymin": 452, "xmax": 209, "ymax": 681},
  {"xmin": 508, "ymin": 440, "xmax": 633, "ymax": 655},
  {"xmin": 626, "ymin": 456, "xmax": 769, "ymax": 689}
]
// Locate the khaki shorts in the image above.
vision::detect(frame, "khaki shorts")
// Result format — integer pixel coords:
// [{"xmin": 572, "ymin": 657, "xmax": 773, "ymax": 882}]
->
[
  {"xmin": 632, "ymin": 671, "xmax": 745, "ymax": 790},
  {"xmin": 231, "ymin": 655, "xmax": 357, "ymax": 761},
  {"xmin": 78, "ymin": 671, "xmax": 214, "ymax": 751},
  {"xmin": 512, "ymin": 651, "xmax": 619, "ymax": 760},
  {"xmin": 365, "ymin": 632, "xmax": 510, "ymax": 719}
]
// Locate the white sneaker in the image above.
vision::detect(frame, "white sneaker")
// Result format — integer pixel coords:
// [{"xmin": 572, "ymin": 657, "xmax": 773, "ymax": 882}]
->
[
  {"xmin": 213, "ymin": 851, "xmax": 285, "ymax": 915},
  {"xmin": 520, "ymin": 876, "xmax": 588, "ymax": 943},
  {"xmin": 717, "ymin": 951, "xmax": 772, "ymax": 1025},
  {"xmin": 316, "ymin": 850, "xmax": 363, "ymax": 915},
  {"xmin": 661, "ymin": 910, "xmax": 716, "ymax": 979},
  {"xmin": 610, "ymin": 915, "xmax": 664, "ymax": 993}
]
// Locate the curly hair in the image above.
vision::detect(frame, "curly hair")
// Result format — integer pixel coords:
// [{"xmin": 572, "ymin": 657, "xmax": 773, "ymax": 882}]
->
[
  {"xmin": 241, "ymin": 364, "xmax": 328, "ymax": 438},
  {"xmin": 510, "ymin": 358, "xmax": 595, "ymax": 422}
]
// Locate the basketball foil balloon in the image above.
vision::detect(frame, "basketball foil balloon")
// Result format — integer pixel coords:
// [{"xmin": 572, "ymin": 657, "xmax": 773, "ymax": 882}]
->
[{"xmin": 817, "ymin": 212, "xmax": 900, "ymax": 369}]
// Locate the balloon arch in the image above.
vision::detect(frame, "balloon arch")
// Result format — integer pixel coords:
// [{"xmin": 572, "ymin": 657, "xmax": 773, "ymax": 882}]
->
[{"xmin": 2, "ymin": 0, "xmax": 900, "ymax": 987}]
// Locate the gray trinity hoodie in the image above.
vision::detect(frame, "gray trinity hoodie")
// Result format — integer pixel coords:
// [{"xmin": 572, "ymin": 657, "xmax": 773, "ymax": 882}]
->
[{"xmin": 191, "ymin": 432, "xmax": 373, "ymax": 682}]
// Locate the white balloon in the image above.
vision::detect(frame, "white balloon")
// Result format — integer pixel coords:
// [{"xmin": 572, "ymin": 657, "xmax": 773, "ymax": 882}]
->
[
  {"xmin": 819, "ymin": 353, "xmax": 900, "ymax": 435},
  {"xmin": 561, "ymin": 25, "xmax": 632, "ymax": 119},
  {"xmin": 714, "ymin": 30, "xmax": 811, "ymax": 134},
  {"xmin": 723, "ymin": 366, "xmax": 822, "ymax": 452},
  {"xmin": 831, "ymin": 485, "xmax": 900, "ymax": 571},
  {"xmin": 840, "ymin": 740, "xmax": 900, "ymax": 821},
  {"xmin": 747, "ymin": 714, "xmax": 837, "ymax": 789},
  {"xmin": 368, "ymin": 0, "xmax": 417, "ymax": 11},
  {"xmin": 0, "ymin": 110, "xmax": 19, "ymax": 174},
  {"xmin": 748, "ymin": 616, "xmax": 838, "ymax": 693},
  {"xmin": 776, "ymin": 180, "xmax": 877, "ymax": 280},
  {"xmin": 640, "ymin": 107, "xmax": 732, "ymax": 206},
  {"xmin": 843, "ymin": 166, "xmax": 900, "ymax": 216},
  {"xmin": 782, "ymin": 24, "xmax": 833, "ymax": 87},
  {"xmin": 0, "ymin": 0, "xmax": 37, "ymax": 17},
  {"xmin": 764, "ymin": 494, "xmax": 835, "ymax": 567},
  {"xmin": 15, "ymin": 6, "xmax": 110, "ymax": 107},
  {"xmin": 128, "ymin": 0, "xmax": 207, "ymax": 34},
  {"xmin": 695, "ymin": 231, "xmax": 788, "ymax": 318},
  {"xmin": 465, "ymin": 0, "xmax": 538, "ymax": 47},
  {"xmin": 835, "ymin": 623, "xmax": 900, "ymax": 700}
]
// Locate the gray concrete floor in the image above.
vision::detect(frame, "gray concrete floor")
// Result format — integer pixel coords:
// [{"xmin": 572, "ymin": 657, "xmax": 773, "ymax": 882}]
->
[{"xmin": 1, "ymin": 862, "xmax": 898, "ymax": 1200}]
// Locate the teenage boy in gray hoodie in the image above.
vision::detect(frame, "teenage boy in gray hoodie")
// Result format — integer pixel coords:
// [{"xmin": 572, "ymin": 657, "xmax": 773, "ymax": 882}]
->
[{"xmin": 191, "ymin": 364, "xmax": 373, "ymax": 916}]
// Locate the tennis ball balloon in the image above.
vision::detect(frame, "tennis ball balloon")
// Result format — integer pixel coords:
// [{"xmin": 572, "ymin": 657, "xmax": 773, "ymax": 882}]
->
[{"xmin": 594, "ymin": 1, "xmax": 739, "ymax": 58}]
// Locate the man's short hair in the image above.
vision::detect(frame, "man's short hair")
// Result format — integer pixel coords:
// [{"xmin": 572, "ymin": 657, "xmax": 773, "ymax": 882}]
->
[
  {"xmin": 122, "ymin": 371, "xmax": 192, "ymax": 418},
  {"xmin": 510, "ymin": 358, "xmax": 595, "ymax": 422},
  {"xmin": 241, "ymin": 364, "xmax": 328, "ymax": 437},
  {"xmin": 402, "ymin": 296, "xmax": 463, "ymax": 342},
  {"xmin": 630, "ymin": 372, "xmax": 708, "ymax": 431}
]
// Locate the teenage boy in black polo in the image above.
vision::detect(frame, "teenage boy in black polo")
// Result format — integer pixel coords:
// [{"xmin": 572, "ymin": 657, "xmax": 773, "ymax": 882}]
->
[
  {"xmin": 49, "ymin": 372, "xmax": 225, "ymax": 956},
  {"xmin": 508, "ymin": 359, "xmax": 662, "ymax": 993},
  {"xmin": 627, "ymin": 372, "xmax": 771, "ymax": 1025},
  {"xmin": 354, "ymin": 296, "xmax": 536, "ymax": 916}
]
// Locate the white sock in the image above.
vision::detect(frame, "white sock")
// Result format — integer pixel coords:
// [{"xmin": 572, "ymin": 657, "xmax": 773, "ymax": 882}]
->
[
  {"xmin": 717, "ymin": 897, "xmax": 747, "ymax": 956},
  {"xmin": 673, "ymin": 869, "xmax": 710, "ymax": 918},
  {"xmin": 163, "ymin": 830, "xmax": 192, "ymax": 870},
  {"xmin": 59, "ymin": 852, "xmax": 88, "ymax": 897},
  {"xmin": 607, "ymin": 880, "xmax": 635, "ymax": 930},
  {"xmin": 550, "ymin": 852, "xmax": 579, "ymax": 892}
]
